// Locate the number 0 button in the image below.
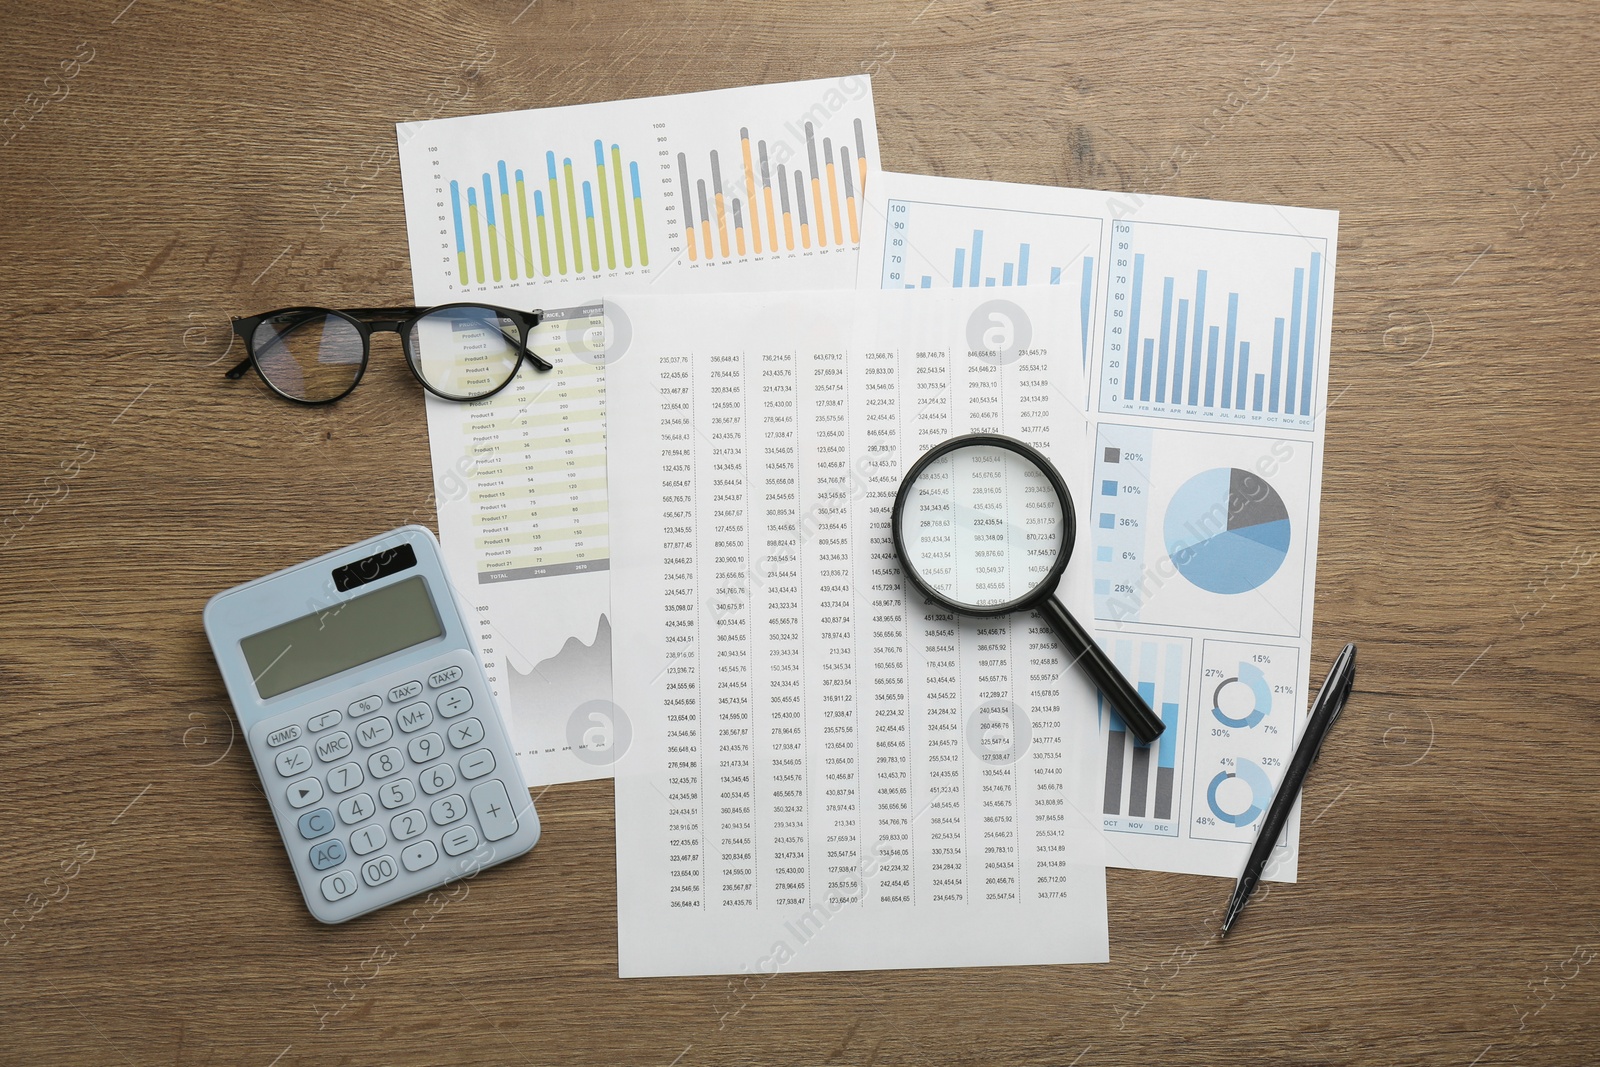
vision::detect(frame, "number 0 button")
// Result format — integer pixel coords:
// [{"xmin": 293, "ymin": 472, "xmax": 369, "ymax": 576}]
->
[{"xmin": 321, "ymin": 870, "xmax": 357, "ymax": 902}]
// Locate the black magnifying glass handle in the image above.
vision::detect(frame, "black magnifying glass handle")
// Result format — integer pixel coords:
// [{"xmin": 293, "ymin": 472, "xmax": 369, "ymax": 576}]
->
[{"xmin": 1036, "ymin": 595, "xmax": 1166, "ymax": 745}]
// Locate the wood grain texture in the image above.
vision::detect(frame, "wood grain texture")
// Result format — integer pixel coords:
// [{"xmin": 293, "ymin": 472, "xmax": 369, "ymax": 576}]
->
[{"xmin": 3, "ymin": 0, "xmax": 1598, "ymax": 1064}]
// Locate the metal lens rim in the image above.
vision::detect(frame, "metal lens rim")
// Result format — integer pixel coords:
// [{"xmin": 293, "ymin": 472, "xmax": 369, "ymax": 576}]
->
[
  {"xmin": 250, "ymin": 308, "xmax": 369, "ymax": 405},
  {"xmin": 889, "ymin": 432, "xmax": 1077, "ymax": 617},
  {"xmin": 405, "ymin": 304, "xmax": 526, "ymax": 402}
]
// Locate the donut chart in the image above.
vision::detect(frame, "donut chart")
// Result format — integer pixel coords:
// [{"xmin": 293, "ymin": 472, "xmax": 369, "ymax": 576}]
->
[
  {"xmin": 1206, "ymin": 758, "xmax": 1275, "ymax": 826},
  {"xmin": 1211, "ymin": 661, "xmax": 1273, "ymax": 729},
  {"xmin": 1163, "ymin": 468, "xmax": 1290, "ymax": 595}
]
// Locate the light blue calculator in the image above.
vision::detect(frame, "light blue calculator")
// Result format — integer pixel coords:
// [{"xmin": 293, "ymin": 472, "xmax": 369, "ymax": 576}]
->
[{"xmin": 204, "ymin": 526, "xmax": 540, "ymax": 923}]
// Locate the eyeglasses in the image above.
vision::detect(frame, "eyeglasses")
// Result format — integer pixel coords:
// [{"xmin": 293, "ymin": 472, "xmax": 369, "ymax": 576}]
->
[{"xmin": 225, "ymin": 304, "xmax": 553, "ymax": 405}]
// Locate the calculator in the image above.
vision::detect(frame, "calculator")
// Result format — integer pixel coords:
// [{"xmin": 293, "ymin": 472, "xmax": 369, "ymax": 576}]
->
[{"xmin": 203, "ymin": 525, "xmax": 540, "ymax": 923}]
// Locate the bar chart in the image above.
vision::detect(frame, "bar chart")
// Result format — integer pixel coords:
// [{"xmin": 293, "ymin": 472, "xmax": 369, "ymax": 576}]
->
[
  {"xmin": 1100, "ymin": 219, "xmax": 1329, "ymax": 429},
  {"xmin": 677, "ymin": 118, "xmax": 869, "ymax": 263},
  {"xmin": 876, "ymin": 199, "xmax": 1103, "ymax": 369},
  {"xmin": 1100, "ymin": 636, "xmax": 1190, "ymax": 837},
  {"xmin": 446, "ymin": 140, "xmax": 651, "ymax": 288}
]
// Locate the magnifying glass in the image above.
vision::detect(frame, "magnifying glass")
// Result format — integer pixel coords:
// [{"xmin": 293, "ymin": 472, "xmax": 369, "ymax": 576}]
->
[{"xmin": 890, "ymin": 433, "xmax": 1166, "ymax": 745}]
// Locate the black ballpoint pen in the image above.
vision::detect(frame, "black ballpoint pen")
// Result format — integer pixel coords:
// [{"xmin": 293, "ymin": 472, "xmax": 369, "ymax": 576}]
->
[{"xmin": 1220, "ymin": 642, "xmax": 1357, "ymax": 936}]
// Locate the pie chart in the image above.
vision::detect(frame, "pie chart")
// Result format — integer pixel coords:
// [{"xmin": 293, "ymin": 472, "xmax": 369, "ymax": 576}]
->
[{"xmin": 1163, "ymin": 468, "xmax": 1290, "ymax": 594}]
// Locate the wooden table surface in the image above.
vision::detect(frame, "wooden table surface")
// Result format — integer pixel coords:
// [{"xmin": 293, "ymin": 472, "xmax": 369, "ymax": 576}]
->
[{"xmin": 5, "ymin": 1, "xmax": 1599, "ymax": 1063}]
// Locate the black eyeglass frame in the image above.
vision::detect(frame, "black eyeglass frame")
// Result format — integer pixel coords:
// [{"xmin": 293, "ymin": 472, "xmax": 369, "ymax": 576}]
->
[{"xmin": 226, "ymin": 304, "xmax": 552, "ymax": 406}]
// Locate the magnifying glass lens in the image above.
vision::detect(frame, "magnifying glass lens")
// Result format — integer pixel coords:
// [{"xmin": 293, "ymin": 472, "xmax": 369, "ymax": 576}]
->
[{"xmin": 897, "ymin": 443, "xmax": 1068, "ymax": 609}]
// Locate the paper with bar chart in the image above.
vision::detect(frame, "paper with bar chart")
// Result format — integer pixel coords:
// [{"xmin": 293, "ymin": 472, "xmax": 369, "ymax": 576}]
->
[
  {"xmin": 859, "ymin": 171, "xmax": 1337, "ymax": 880},
  {"xmin": 400, "ymin": 78, "xmax": 880, "ymax": 787},
  {"xmin": 398, "ymin": 76, "xmax": 879, "ymax": 305}
]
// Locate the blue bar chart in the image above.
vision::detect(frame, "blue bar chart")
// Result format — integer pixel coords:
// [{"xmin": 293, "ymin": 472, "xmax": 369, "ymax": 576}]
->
[
  {"xmin": 876, "ymin": 199, "xmax": 1103, "ymax": 369},
  {"xmin": 1100, "ymin": 219, "xmax": 1329, "ymax": 429},
  {"xmin": 1101, "ymin": 636, "xmax": 1190, "ymax": 837}
]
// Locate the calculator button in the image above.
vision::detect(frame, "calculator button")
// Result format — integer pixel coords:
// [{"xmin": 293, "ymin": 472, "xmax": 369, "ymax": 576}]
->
[
  {"xmin": 350, "ymin": 824, "xmax": 387, "ymax": 856},
  {"xmin": 297, "ymin": 808, "xmax": 335, "ymax": 840},
  {"xmin": 266, "ymin": 725, "xmax": 301, "ymax": 748},
  {"xmin": 390, "ymin": 808, "xmax": 427, "ymax": 842},
  {"xmin": 367, "ymin": 748, "xmax": 404, "ymax": 779},
  {"xmin": 419, "ymin": 763, "xmax": 456, "ymax": 795},
  {"xmin": 447, "ymin": 717, "xmax": 485, "ymax": 749},
  {"xmin": 309, "ymin": 839, "xmax": 346, "ymax": 871},
  {"xmin": 396, "ymin": 702, "xmax": 434, "ymax": 733},
  {"xmin": 361, "ymin": 855, "xmax": 399, "ymax": 888},
  {"xmin": 378, "ymin": 779, "xmax": 415, "ymax": 810},
  {"xmin": 442, "ymin": 825, "xmax": 480, "ymax": 857},
  {"xmin": 275, "ymin": 746, "xmax": 311, "ymax": 777},
  {"xmin": 470, "ymin": 780, "xmax": 520, "ymax": 842},
  {"xmin": 307, "ymin": 710, "xmax": 342, "ymax": 733},
  {"xmin": 348, "ymin": 695, "xmax": 383, "ymax": 717},
  {"xmin": 314, "ymin": 731, "xmax": 353, "ymax": 763},
  {"xmin": 436, "ymin": 687, "xmax": 473, "ymax": 718},
  {"xmin": 401, "ymin": 840, "xmax": 438, "ymax": 872},
  {"xmin": 326, "ymin": 762, "xmax": 365, "ymax": 793},
  {"xmin": 428, "ymin": 665, "xmax": 463, "ymax": 688},
  {"xmin": 430, "ymin": 794, "xmax": 467, "ymax": 826},
  {"xmin": 286, "ymin": 777, "xmax": 323, "ymax": 809},
  {"xmin": 337, "ymin": 792, "xmax": 375, "ymax": 825},
  {"xmin": 355, "ymin": 717, "xmax": 394, "ymax": 748},
  {"xmin": 459, "ymin": 749, "xmax": 496, "ymax": 781},
  {"xmin": 321, "ymin": 870, "xmax": 358, "ymax": 902},
  {"xmin": 388, "ymin": 680, "xmax": 423, "ymax": 703},
  {"xmin": 408, "ymin": 732, "xmax": 444, "ymax": 763}
]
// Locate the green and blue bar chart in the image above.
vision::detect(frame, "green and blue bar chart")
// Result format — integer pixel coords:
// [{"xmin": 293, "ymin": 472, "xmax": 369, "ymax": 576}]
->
[{"xmin": 447, "ymin": 140, "xmax": 651, "ymax": 286}]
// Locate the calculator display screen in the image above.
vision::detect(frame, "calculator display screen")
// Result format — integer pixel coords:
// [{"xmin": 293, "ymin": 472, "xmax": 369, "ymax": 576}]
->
[{"xmin": 240, "ymin": 576, "xmax": 445, "ymax": 699}]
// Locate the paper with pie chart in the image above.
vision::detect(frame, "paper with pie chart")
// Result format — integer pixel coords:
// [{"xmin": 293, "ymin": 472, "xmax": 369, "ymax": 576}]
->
[
  {"xmin": 855, "ymin": 173, "xmax": 1337, "ymax": 882},
  {"xmin": 1090, "ymin": 421, "xmax": 1324, "ymax": 880}
]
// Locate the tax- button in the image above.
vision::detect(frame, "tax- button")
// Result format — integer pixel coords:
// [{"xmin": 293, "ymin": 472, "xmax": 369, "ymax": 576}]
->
[
  {"xmin": 265, "ymin": 724, "xmax": 301, "ymax": 748},
  {"xmin": 314, "ymin": 731, "xmax": 352, "ymax": 762},
  {"xmin": 348, "ymin": 694, "xmax": 382, "ymax": 717},
  {"xmin": 388, "ymin": 680, "xmax": 423, "ymax": 703},
  {"xmin": 428, "ymin": 665, "xmax": 463, "ymax": 689},
  {"xmin": 436, "ymin": 687, "xmax": 473, "ymax": 718},
  {"xmin": 275, "ymin": 746, "xmax": 311, "ymax": 777},
  {"xmin": 469, "ymin": 779, "xmax": 520, "ymax": 841},
  {"xmin": 307, "ymin": 710, "xmax": 342, "ymax": 733},
  {"xmin": 297, "ymin": 808, "xmax": 335, "ymax": 840}
]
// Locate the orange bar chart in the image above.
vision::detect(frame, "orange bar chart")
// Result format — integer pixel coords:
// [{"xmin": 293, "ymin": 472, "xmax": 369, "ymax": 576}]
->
[{"xmin": 676, "ymin": 117, "xmax": 868, "ymax": 263}]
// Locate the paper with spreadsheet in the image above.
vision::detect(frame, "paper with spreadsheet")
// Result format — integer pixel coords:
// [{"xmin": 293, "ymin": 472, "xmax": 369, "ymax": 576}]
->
[
  {"xmin": 605, "ymin": 289, "xmax": 1108, "ymax": 976},
  {"xmin": 859, "ymin": 171, "xmax": 1338, "ymax": 882},
  {"xmin": 397, "ymin": 77, "xmax": 882, "ymax": 785}
]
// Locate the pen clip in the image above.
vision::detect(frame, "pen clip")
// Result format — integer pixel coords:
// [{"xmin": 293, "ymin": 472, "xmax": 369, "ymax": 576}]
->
[{"xmin": 1306, "ymin": 644, "xmax": 1356, "ymax": 763}]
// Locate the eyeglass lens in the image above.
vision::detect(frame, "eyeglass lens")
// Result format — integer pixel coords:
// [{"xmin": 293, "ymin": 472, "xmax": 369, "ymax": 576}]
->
[
  {"xmin": 406, "ymin": 306, "xmax": 524, "ymax": 399},
  {"xmin": 251, "ymin": 312, "xmax": 366, "ymax": 403}
]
